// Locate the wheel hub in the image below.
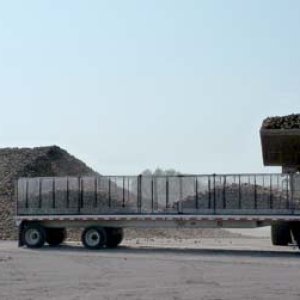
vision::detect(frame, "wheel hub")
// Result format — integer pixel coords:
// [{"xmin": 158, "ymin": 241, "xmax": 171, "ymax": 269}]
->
[
  {"xmin": 85, "ymin": 229, "xmax": 101, "ymax": 247},
  {"xmin": 25, "ymin": 229, "xmax": 40, "ymax": 246}
]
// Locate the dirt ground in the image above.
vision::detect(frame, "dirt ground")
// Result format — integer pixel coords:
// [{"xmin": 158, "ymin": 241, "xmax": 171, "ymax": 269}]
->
[{"xmin": 1, "ymin": 235, "xmax": 300, "ymax": 300}]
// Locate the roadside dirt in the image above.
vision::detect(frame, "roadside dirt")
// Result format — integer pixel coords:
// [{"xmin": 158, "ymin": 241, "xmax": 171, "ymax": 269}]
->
[{"xmin": 1, "ymin": 239, "xmax": 300, "ymax": 300}]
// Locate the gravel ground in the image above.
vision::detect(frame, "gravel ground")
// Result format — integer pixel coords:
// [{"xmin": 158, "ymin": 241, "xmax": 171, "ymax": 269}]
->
[{"xmin": 1, "ymin": 238, "xmax": 300, "ymax": 300}]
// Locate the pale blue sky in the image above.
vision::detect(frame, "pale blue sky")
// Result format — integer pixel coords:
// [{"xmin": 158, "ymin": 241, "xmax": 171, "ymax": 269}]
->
[{"xmin": 0, "ymin": 1, "xmax": 299, "ymax": 174}]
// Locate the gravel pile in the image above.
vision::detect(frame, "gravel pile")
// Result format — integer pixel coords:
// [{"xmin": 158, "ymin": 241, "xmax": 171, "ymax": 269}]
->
[
  {"xmin": 262, "ymin": 114, "xmax": 300, "ymax": 130},
  {"xmin": 0, "ymin": 195, "xmax": 14, "ymax": 239}
]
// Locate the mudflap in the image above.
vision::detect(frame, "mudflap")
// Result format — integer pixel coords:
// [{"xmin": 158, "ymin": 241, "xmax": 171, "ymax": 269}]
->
[
  {"xmin": 290, "ymin": 222, "xmax": 300, "ymax": 249},
  {"xmin": 18, "ymin": 222, "xmax": 25, "ymax": 247}
]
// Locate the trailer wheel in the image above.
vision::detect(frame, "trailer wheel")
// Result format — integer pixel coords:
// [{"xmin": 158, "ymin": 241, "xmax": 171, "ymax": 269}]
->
[
  {"xmin": 271, "ymin": 223, "xmax": 291, "ymax": 246},
  {"xmin": 81, "ymin": 227, "xmax": 107, "ymax": 250},
  {"xmin": 22, "ymin": 223, "xmax": 46, "ymax": 248},
  {"xmin": 105, "ymin": 228, "xmax": 124, "ymax": 248},
  {"xmin": 46, "ymin": 228, "xmax": 66, "ymax": 246}
]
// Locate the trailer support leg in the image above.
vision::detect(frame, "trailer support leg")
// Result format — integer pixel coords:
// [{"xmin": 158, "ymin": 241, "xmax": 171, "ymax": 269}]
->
[{"xmin": 18, "ymin": 222, "xmax": 25, "ymax": 247}]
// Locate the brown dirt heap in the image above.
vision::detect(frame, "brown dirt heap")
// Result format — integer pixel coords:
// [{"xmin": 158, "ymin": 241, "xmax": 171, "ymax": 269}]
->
[{"xmin": 0, "ymin": 146, "xmax": 96, "ymax": 239}]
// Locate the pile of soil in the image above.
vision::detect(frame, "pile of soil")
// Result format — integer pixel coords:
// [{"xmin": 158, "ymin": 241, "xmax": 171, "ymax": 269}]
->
[
  {"xmin": 262, "ymin": 114, "xmax": 300, "ymax": 130},
  {"xmin": 0, "ymin": 146, "xmax": 96, "ymax": 239}
]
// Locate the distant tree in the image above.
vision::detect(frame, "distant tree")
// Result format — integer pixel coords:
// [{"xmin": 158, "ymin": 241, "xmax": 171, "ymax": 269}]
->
[
  {"xmin": 141, "ymin": 169, "xmax": 152, "ymax": 176},
  {"xmin": 153, "ymin": 168, "xmax": 164, "ymax": 176},
  {"xmin": 141, "ymin": 168, "xmax": 181, "ymax": 176},
  {"xmin": 165, "ymin": 169, "xmax": 180, "ymax": 176}
]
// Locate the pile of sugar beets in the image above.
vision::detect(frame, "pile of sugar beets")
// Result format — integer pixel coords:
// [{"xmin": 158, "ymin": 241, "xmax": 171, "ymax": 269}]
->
[{"xmin": 262, "ymin": 113, "xmax": 300, "ymax": 129}]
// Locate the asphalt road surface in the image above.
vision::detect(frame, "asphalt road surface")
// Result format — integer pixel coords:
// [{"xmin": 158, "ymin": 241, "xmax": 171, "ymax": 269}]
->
[{"xmin": 0, "ymin": 238, "xmax": 300, "ymax": 300}]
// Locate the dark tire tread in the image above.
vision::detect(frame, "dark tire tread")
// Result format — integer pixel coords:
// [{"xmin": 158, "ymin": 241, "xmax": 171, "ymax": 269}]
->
[
  {"xmin": 81, "ymin": 227, "xmax": 107, "ymax": 250},
  {"xmin": 105, "ymin": 228, "xmax": 124, "ymax": 248},
  {"xmin": 46, "ymin": 228, "xmax": 66, "ymax": 246},
  {"xmin": 271, "ymin": 223, "xmax": 291, "ymax": 246},
  {"xmin": 22, "ymin": 223, "xmax": 46, "ymax": 249}
]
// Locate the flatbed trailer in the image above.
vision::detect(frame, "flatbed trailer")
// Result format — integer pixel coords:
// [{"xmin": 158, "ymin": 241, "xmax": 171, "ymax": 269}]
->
[{"xmin": 15, "ymin": 173, "xmax": 300, "ymax": 249}]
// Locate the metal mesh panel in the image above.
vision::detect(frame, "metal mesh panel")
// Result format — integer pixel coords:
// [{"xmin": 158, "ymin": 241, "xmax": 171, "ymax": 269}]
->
[
  {"xmin": 239, "ymin": 175, "xmax": 255, "ymax": 209},
  {"xmin": 54, "ymin": 177, "xmax": 68, "ymax": 212},
  {"xmin": 80, "ymin": 177, "xmax": 96, "ymax": 213},
  {"xmin": 154, "ymin": 177, "xmax": 167, "ymax": 213},
  {"xmin": 17, "ymin": 174, "xmax": 296, "ymax": 216},
  {"xmin": 195, "ymin": 176, "xmax": 212, "ymax": 210},
  {"xmin": 123, "ymin": 177, "xmax": 138, "ymax": 210},
  {"xmin": 140, "ymin": 176, "xmax": 153, "ymax": 213},
  {"xmin": 221, "ymin": 176, "xmax": 240, "ymax": 209},
  {"xmin": 168, "ymin": 177, "xmax": 180, "ymax": 211},
  {"xmin": 26, "ymin": 178, "xmax": 40, "ymax": 214},
  {"xmin": 17, "ymin": 179, "xmax": 27, "ymax": 214},
  {"xmin": 67, "ymin": 177, "xmax": 80, "ymax": 212},
  {"xmin": 40, "ymin": 178, "xmax": 55, "ymax": 214},
  {"xmin": 292, "ymin": 174, "xmax": 300, "ymax": 210}
]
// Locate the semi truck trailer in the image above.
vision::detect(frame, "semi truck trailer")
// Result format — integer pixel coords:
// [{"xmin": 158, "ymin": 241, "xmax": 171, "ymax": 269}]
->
[
  {"xmin": 15, "ymin": 172, "xmax": 300, "ymax": 249},
  {"xmin": 15, "ymin": 115, "xmax": 300, "ymax": 249}
]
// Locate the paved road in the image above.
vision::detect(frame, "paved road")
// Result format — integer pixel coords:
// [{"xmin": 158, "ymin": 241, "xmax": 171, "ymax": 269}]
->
[{"xmin": 0, "ymin": 239, "xmax": 300, "ymax": 300}]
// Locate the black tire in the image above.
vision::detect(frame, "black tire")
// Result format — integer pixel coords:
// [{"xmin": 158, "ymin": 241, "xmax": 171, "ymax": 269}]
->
[
  {"xmin": 271, "ymin": 223, "xmax": 291, "ymax": 246},
  {"xmin": 105, "ymin": 228, "xmax": 124, "ymax": 248},
  {"xmin": 45, "ymin": 228, "xmax": 66, "ymax": 246},
  {"xmin": 81, "ymin": 227, "xmax": 107, "ymax": 250},
  {"xmin": 22, "ymin": 223, "xmax": 46, "ymax": 249}
]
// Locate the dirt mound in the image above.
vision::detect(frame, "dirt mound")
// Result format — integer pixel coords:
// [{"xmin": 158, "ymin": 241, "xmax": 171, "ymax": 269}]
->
[
  {"xmin": 0, "ymin": 146, "xmax": 97, "ymax": 195},
  {"xmin": 262, "ymin": 113, "xmax": 300, "ymax": 130},
  {"xmin": 0, "ymin": 146, "xmax": 97, "ymax": 239}
]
